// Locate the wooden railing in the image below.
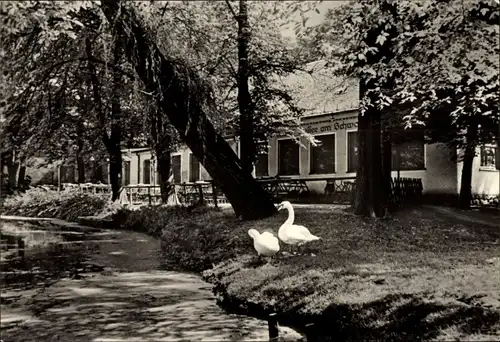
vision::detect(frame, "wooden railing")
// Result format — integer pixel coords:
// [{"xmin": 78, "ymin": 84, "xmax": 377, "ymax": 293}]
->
[
  {"xmin": 388, "ymin": 177, "xmax": 423, "ymax": 206},
  {"xmin": 324, "ymin": 177, "xmax": 356, "ymax": 204},
  {"xmin": 56, "ymin": 182, "xmax": 228, "ymax": 206},
  {"xmin": 45, "ymin": 177, "xmax": 424, "ymax": 208},
  {"xmin": 256, "ymin": 176, "xmax": 310, "ymax": 200},
  {"xmin": 122, "ymin": 182, "xmax": 228, "ymax": 206}
]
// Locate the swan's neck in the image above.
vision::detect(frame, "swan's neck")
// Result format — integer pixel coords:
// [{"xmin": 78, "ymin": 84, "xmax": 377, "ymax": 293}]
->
[{"xmin": 284, "ymin": 205, "xmax": 294, "ymax": 226}]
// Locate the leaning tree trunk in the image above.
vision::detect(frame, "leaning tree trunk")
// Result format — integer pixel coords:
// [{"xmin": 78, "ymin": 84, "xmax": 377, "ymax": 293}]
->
[
  {"xmin": 237, "ymin": 0, "xmax": 255, "ymax": 175},
  {"xmin": 100, "ymin": 0, "xmax": 276, "ymax": 220},
  {"xmin": 354, "ymin": 79, "xmax": 386, "ymax": 217}
]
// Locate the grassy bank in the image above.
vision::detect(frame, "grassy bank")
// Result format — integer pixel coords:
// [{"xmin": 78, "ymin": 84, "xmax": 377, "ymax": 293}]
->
[{"xmin": 194, "ymin": 205, "xmax": 499, "ymax": 341}]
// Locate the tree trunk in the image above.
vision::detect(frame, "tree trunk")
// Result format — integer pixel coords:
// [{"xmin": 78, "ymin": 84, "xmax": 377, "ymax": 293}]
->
[
  {"xmin": 157, "ymin": 150, "xmax": 172, "ymax": 203},
  {"xmin": 100, "ymin": 0, "xmax": 277, "ymax": 220},
  {"xmin": 381, "ymin": 129, "xmax": 392, "ymax": 211},
  {"xmin": 6, "ymin": 151, "xmax": 18, "ymax": 190},
  {"xmin": 237, "ymin": 0, "xmax": 255, "ymax": 174},
  {"xmin": 85, "ymin": 31, "xmax": 123, "ymax": 201},
  {"xmin": 76, "ymin": 121, "xmax": 86, "ymax": 183},
  {"xmin": 459, "ymin": 146, "xmax": 475, "ymax": 210},
  {"xmin": 17, "ymin": 164, "xmax": 26, "ymax": 188},
  {"xmin": 151, "ymin": 101, "xmax": 173, "ymax": 203},
  {"xmin": 459, "ymin": 126, "xmax": 478, "ymax": 210},
  {"xmin": 354, "ymin": 79, "xmax": 385, "ymax": 217},
  {"xmin": 107, "ymin": 33, "xmax": 124, "ymax": 201},
  {"xmin": 95, "ymin": 165, "xmax": 104, "ymax": 183},
  {"xmin": 76, "ymin": 156, "xmax": 85, "ymax": 183}
]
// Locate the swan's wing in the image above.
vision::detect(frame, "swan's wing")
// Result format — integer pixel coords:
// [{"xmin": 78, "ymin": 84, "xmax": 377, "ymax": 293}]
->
[{"xmin": 290, "ymin": 224, "xmax": 313, "ymax": 237}]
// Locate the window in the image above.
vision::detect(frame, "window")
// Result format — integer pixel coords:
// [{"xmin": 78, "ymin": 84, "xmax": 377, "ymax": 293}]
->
[
  {"xmin": 255, "ymin": 153, "xmax": 269, "ymax": 177},
  {"xmin": 189, "ymin": 154, "xmax": 200, "ymax": 182},
  {"xmin": 278, "ymin": 139, "xmax": 299, "ymax": 176},
  {"xmin": 143, "ymin": 159, "xmax": 151, "ymax": 184},
  {"xmin": 310, "ymin": 134, "xmax": 336, "ymax": 174},
  {"xmin": 391, "ymin": 131, "xmax": 425, "ymax": 170},
  {"xmin": 123, "ymin": 161, "xmax": 131, "ymax": 185},
  {"xmin": 480, "ymin": 145, "xmax": 497, "ymax": 168},
  {"xmin": 347, "ymin": 131, "xmax": 358, "ymax": 173},
  {"xmin": 172, "ymin": 155, "xmax": 181, "ymax": 183}
]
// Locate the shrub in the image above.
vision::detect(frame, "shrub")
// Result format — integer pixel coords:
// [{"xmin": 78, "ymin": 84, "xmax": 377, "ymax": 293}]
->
[{"xmin": 2, "ymin": 188, "xmax": 107, "ymax": 222}]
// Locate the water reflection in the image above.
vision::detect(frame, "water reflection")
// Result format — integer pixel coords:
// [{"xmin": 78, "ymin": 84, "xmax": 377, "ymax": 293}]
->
[{"xmin": 0, "ymin": 220, "xmax": 112, "ymax": 290}]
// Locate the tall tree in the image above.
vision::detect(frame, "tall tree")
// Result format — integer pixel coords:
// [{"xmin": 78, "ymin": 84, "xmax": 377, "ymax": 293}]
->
[
  {"xmin": 1, "ymin": 1, "xmax": 151, "ymax": 199},
  {"xmin": 304, "ymin": 0, "xmax": 499, "ymax": 213},
  {"xmin": 146, "ymin": 1, "xmax": 320, "ymax": 170},
  {"xmin": 100, "ymin": 0, "xmax": 277, "ymax": 220},
  {"xmin": 235, "ymin": 0, "xmax": 253, "ymax": 174}
]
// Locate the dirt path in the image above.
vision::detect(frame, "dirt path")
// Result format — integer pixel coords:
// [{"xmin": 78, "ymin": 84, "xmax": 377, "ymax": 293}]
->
[
  {"xmin": 423, "ymin": 205, "xmax": 500, "ymax": 229},
  {"xmin": 0, "ymin": 217, "xmax": 301, "ymax": 341}
]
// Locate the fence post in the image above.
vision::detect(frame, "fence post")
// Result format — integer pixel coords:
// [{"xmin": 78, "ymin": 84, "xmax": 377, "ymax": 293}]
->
[
  {"xmin": 268, "ymin": 313, "xmax": 279, "ymax": 341},
  {"xmin": 148, "ymin": 186, "xmax": 152, "ymax": 206}
]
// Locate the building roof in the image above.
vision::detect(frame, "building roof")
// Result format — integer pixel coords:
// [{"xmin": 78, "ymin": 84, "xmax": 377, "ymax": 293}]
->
[{"xmin": 278, "ymin": 60, "xmax": 359, "ymax": 117}]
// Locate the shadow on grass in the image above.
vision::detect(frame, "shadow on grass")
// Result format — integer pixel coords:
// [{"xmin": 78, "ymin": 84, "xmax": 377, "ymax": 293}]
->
[
  {"xmin": 216, "ymin": 292, "xmax": 500, "ymax": 342},
  {"xmin": 305, "ymin": 294, "xmax": 500, "ymax": 341}
]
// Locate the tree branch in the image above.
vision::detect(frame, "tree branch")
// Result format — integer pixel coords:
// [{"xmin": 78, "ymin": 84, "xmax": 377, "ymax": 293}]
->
[{"xmin": 225, "ymin": 0, "xmax": 238, "ymax": 20}]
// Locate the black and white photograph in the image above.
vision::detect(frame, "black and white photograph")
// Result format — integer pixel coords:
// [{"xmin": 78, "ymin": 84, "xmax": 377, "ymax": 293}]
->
[{"xmin": 0, "ymin": 0, "xmax": 499, "ymax": 341}]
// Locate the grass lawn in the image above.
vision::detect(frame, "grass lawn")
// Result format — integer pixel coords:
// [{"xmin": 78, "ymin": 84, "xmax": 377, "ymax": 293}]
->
[{"xmin": 197, "ymin": 205, "xmax": 500, "ymax": 341}]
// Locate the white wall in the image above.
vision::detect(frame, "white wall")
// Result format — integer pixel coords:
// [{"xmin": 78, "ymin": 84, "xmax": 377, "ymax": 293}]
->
[
  {"xmin": 457, "ymin": 147, "xmax": 500, "ymax": 196},
  {"xmin": 267, "ymin": 111, "xmax": 459, "ymax": 195}
]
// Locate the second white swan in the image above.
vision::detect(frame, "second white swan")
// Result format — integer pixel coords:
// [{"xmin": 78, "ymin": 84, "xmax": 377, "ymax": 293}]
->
[{"xmin": 248, "ymin": 229, "xmax": 280, "ymax": 257}]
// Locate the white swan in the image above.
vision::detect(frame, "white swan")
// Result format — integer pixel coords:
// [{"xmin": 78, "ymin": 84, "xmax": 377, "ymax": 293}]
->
[
  {"xmin": 248, "ymin": 229, "xmax": 280, "ymax": 257},
  {"xmin": 277, "ymin": 201, "xmax": 320, "ymax": 254}
]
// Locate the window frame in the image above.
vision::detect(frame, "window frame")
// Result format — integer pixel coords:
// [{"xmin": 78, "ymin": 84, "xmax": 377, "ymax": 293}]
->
[
  {"xmin": 308, "ymin": 132, "xmax": 336, "ymax": 175},
  {"xmin": 171, "ymin": 153, "xmax": 182, "ymax": 184},
  {"xmin": 123, "ymin": 160, "xmax": 131, "ymax": 185},
  {"xmin": 255, "ymin": 152, "xmax": 269, "ymax": 178},
  {"xmin": 277, "ymin": 138, "xmax": 300, "ymax": 176},
  {"xmin": 143, "ymin": 159, "xmax": 151, "ymax": 184},
  {"xmin": 391, "ymin": 132, "xmax": 427, "ymax": 171},
  {"xmin": 479, "ymin": 144, "xmax": 498, "ymax": 170},
  {"xmin": 189, "ymin": 153, "xmax": 201, "ymax": 183},
  {"xmin": 346, "ymin": 129, "xmax": 358, "ymax": 174}
]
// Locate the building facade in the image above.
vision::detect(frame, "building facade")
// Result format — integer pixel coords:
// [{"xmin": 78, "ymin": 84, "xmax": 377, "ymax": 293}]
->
[{"xmin": 120, "ymin": 109, "xmax": 499, "ymax": 198}]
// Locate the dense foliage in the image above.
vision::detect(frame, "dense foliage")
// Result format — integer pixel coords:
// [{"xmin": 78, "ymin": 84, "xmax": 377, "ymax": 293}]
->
[
  {"xmin": 3, "ymin": 187, "xmax": 107, "ymax": 221},
  {"xmin": 306, "ymin": 0, "xmax": 499, "ymax": 144}
]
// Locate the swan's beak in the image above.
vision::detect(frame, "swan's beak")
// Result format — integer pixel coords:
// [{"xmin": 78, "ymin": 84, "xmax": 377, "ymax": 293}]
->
[{"xmin": 276, "ymin": 203, "xmax": 283, "ymax": 211}]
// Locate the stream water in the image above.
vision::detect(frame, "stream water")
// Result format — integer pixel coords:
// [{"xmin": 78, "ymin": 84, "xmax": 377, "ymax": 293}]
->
[{"xmin": 0, "ymin": 217, "xmax": 301, "ymax": 341}]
